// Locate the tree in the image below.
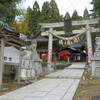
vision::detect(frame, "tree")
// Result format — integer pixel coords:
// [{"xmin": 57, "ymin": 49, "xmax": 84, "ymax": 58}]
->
[
  {"xmin": 91, "ymin": 0, "xmax": 100, "ymax": 18},
  {"xmin": 0, "ymin": 0, "xmax": 21, "ymax": 2},
  {"xmin": 25, "ymin": 7, "xmax": 32, "ymax": 22},
  {"xmin": 31, "ymin": 0, "xmax": 40, "ymax": 35},
  {"xmin": 50, "ymin": 0, "xmax": 61, "ymax": 22},
  {"xmin": 25, "ymin": 7, "xmax": 34, "ymax": 36},
  {"xmin": 12, "ymin": 20, "xmax": 28, "ymax": 35},
  {"xmin": 72, "ymin": 10, "xmax": 82, "ymax": 21},
  {"xmin": 83, "ymin": 8, "xmax": 90, "ymax": 20},
  {"xmin": 40, "ymin": 1, "xmax": 51, "ymax": 23},
  {"xmin": 64, "ymin": 12, "xmax": 71, "ymax": 20},
  {"xmin": 59, "ymin": 50, "xmax": 71, "ymax": 60},
  {"xmin": 0, "ymin": 0, "xmax": 11, "ymax": 2},
  {"xmin": 16, "ymin": 9, "xmax": 27, "ymax": 22},
  {"xmin": 0, "ymin": 0, "xmax": 24, "ymax": 25},
  {"xmin": 25, "ymin": 1, "xmax": 41, "ymax": 36},
  {"xmin": 71, "ymin": 10, "xmax": 82, "ymax": 30}
]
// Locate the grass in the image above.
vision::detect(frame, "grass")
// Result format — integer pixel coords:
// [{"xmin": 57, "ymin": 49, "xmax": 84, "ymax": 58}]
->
[{"xmin": 56, "ymin": 61, "xmax": 71, "ymax": 69}]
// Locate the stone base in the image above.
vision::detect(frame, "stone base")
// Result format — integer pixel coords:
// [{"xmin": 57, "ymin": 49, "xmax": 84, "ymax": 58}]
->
[{"xmin": 91, "ymin": 58, "xmax": 100, "ymax": 78}]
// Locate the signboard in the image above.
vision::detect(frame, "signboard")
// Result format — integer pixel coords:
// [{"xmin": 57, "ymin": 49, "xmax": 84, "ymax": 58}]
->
[{"xmin": 20, "ymin": 33, "xmax": 27, "ymax": 40}]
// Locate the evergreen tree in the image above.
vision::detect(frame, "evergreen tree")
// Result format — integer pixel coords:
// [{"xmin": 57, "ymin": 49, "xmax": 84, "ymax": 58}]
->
[
  {"xmin": 40, "ymin": 1, "xmax": 51, "ymax": 23},
  {"xmin": 72, "ymin": 10, "xmax": 82, "ymax": 30},
  {"xmin": 64, "ymin": 12, "xmax": 71, "ymax": 19},
  {"xmin": 0, "ymin": 0, "xmax": 21, "ymax": 3},
  {"xmin": 60, "ymin": 15, "xmax": 64, "ymax": 21},
  {"xmin": 32, "ymin": 0, "xmax": 40, "ymax": 35},
  {"xmin": 91, "ymin": 0, "xmax": 100, "ymax": 18},
  {"xmin": 50, "ymin": 0, "xmax": 61, "ymax": 22},
  {"xmin": 25, "ymin": 7, "xmax": 32, "ymax": 23},
  {"xmin": 83, "ymin": 8, "xmax": 90, "ymax": 19},
  {"xmin": 26, "ymin": 7, "xmax": 33, "ymax": 34},
  {"xmin": 0, "ymin": 0, "xmax": 23, "ymax": 25},
  {"xmin": 71, "ymin": 10, "xmax": 82, "ymax": 21},
  {"xmin": 25, "ymin": 1, "xmax": 40, "ymax": 36}
]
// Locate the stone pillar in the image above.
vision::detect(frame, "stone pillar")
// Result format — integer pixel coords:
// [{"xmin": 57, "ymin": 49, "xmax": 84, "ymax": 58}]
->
[
  {"xmin": 0, "ymin": 38, "xmax": 5, "ymax": 89},
  {"xmin": 47, "ymin": 28, "xmax": 53, "ymax": 72},
  {"xmin": 17, "ymin": 48, "xmax": 22, "ymax": 82},
  {"xmin": 86, "ymin": 24, "xmax": 93, "ymax": 64}
]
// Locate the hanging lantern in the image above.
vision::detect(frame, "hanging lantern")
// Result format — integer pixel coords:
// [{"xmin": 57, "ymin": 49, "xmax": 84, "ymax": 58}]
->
[
  {"xmin": 59, "ymin": 39, "xmax": 63, "ymax": 45},
  {"xmin": 73, "ymin": 38, "xmax": 78, "ymax": 43},
  {"xmin": 67, "ymin": 40, "xmax": 71, "ymax": 46}
]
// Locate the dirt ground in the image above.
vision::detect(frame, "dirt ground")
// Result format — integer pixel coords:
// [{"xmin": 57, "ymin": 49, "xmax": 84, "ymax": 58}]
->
[
  {"xmin": 0, "ymin": 80, "xmax": 26, "ymax": 96},
  {"xmin": 73, "ymin": 79, "xmax": 100, "ymax": 100},
  {"xmin": 73, "ymin": 69, "xmax": 100, "ymax": 100}
]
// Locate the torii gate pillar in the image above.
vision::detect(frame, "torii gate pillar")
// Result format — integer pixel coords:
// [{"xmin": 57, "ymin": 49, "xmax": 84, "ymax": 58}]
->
[
  {"xmin": 47, "ymin": 28, "xmax": 53, "ymax": 72},
  {"xmin": 86, "ymin": 24, "xmax": 93, "ymax": 64}
]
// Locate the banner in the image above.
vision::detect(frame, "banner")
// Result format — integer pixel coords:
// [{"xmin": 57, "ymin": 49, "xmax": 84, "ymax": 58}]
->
[{"xmin": 20, "ymin": 33, "xmax": 27, "ymax": 40}]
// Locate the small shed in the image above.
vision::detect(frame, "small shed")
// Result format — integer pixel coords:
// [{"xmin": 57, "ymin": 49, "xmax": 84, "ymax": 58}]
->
[
  {"xmin": 0, "ymin": 24, "xmax": 27, "ymax": 88},
  {"xmin": 4, "ymin": 46, "xmax": 20, "ymax": 64}
]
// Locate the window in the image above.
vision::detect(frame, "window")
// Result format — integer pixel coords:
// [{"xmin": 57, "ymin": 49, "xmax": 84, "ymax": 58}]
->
[
  {"xmin": 4, "ymin": 57, "xmax": 7, "ymax": 61},
  {"xmin": 9, "ymin": 57, "xmax": 12, "ymax": 61}
]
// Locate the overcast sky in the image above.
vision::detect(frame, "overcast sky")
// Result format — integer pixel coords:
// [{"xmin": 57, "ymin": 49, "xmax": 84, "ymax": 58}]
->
[{"xmin": 21, "ymin": 0, "xmax": 93, "ymax": 16}]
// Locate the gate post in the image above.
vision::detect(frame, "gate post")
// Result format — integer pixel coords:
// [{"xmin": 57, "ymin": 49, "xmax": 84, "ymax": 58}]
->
[
  {"xmin": 47, "ymin": 28, "xmax": 53, "ymax": 72},
  {"xmin": 0, "ymin": 38, "xmax": 5, "ymax": 89},
  {"xmin": 86, "ymin": 24, "xmax": 93, "ymax": 64}
]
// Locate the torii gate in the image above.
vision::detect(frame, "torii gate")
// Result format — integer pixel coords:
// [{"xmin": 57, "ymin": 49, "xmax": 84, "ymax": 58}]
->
[{"xmin": 39, "ymin": 18, "xmax": 100, "ymax": 72}]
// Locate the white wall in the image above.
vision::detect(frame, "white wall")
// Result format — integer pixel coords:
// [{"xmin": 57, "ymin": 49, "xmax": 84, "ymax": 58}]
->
[{"xmin": 4, "ymin": 46, "xmax": 20, "ymax": 63}]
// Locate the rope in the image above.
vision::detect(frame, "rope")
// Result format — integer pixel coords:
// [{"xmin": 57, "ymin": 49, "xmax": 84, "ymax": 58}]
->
[{"xmin": 49, "ymin": 28, "xmax": 90, "ymax": 41}]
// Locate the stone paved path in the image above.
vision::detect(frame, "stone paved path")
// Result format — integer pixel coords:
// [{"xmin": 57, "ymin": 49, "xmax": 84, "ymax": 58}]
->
[
  {"xmin": 45, "ymin": 63, "xmax": 85, "ymax": 79},
  {"xmin": 0, "ymin": 62, "xmax": 86, "ymax": 100}
]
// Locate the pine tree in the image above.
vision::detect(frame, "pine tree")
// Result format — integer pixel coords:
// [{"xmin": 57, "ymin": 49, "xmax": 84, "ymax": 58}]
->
[
  {"xmin": 50, "ymin": 0, "xmax": 61, "ymax": 22},
  {"xmin": 64, "ymin": 12, "xmax": 71, "ymax": 20},
  {"xmin": 40, "ymin": 1, "xmax": 51, "ymax": 23},
  {"xmin": 71, "ymin": 10, "xmax": 82, "ymax": 30},
  {"xmin": 71, "ymin": 10, "xmax": 81, "ymax": 21},
  {"xmin": 25, "ymin": 1, "xmax": 41, "ymax": 36},
  {"xmin": 25, "ymin": 7, "xmax": 33, "ymax": 35},
  {"xmin": 91, "ymin": 0, "xmax": 100, "ymax": 18},
  {"xmin": 32, "ymin": 0, "xmax": 40, "ymax": 35},
  {"xmin": 83, "ymin": 8, "xmax": 90, "ymax": 19}
]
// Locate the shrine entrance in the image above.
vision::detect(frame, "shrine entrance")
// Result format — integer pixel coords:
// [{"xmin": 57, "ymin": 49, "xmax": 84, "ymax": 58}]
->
[{"xmin": 39, "ymin": 18, "xmax": 100, "ymax": 72}]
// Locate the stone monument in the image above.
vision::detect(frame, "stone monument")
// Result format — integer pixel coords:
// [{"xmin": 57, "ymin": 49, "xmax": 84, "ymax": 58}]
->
[
  {"xmin": 20, "ymin": 40, "xmax": 42, "ymax": 80},
  {"xmin": 20, "ymin": 49, "xmax": 35, "ymax": 80},
  {"xmin": 28, "ymin": 40, "xmax": 42, "ymax": 76},
  {"xmin": 91, "ymin": 37, "xmax": 100, "ymax": 78}
]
